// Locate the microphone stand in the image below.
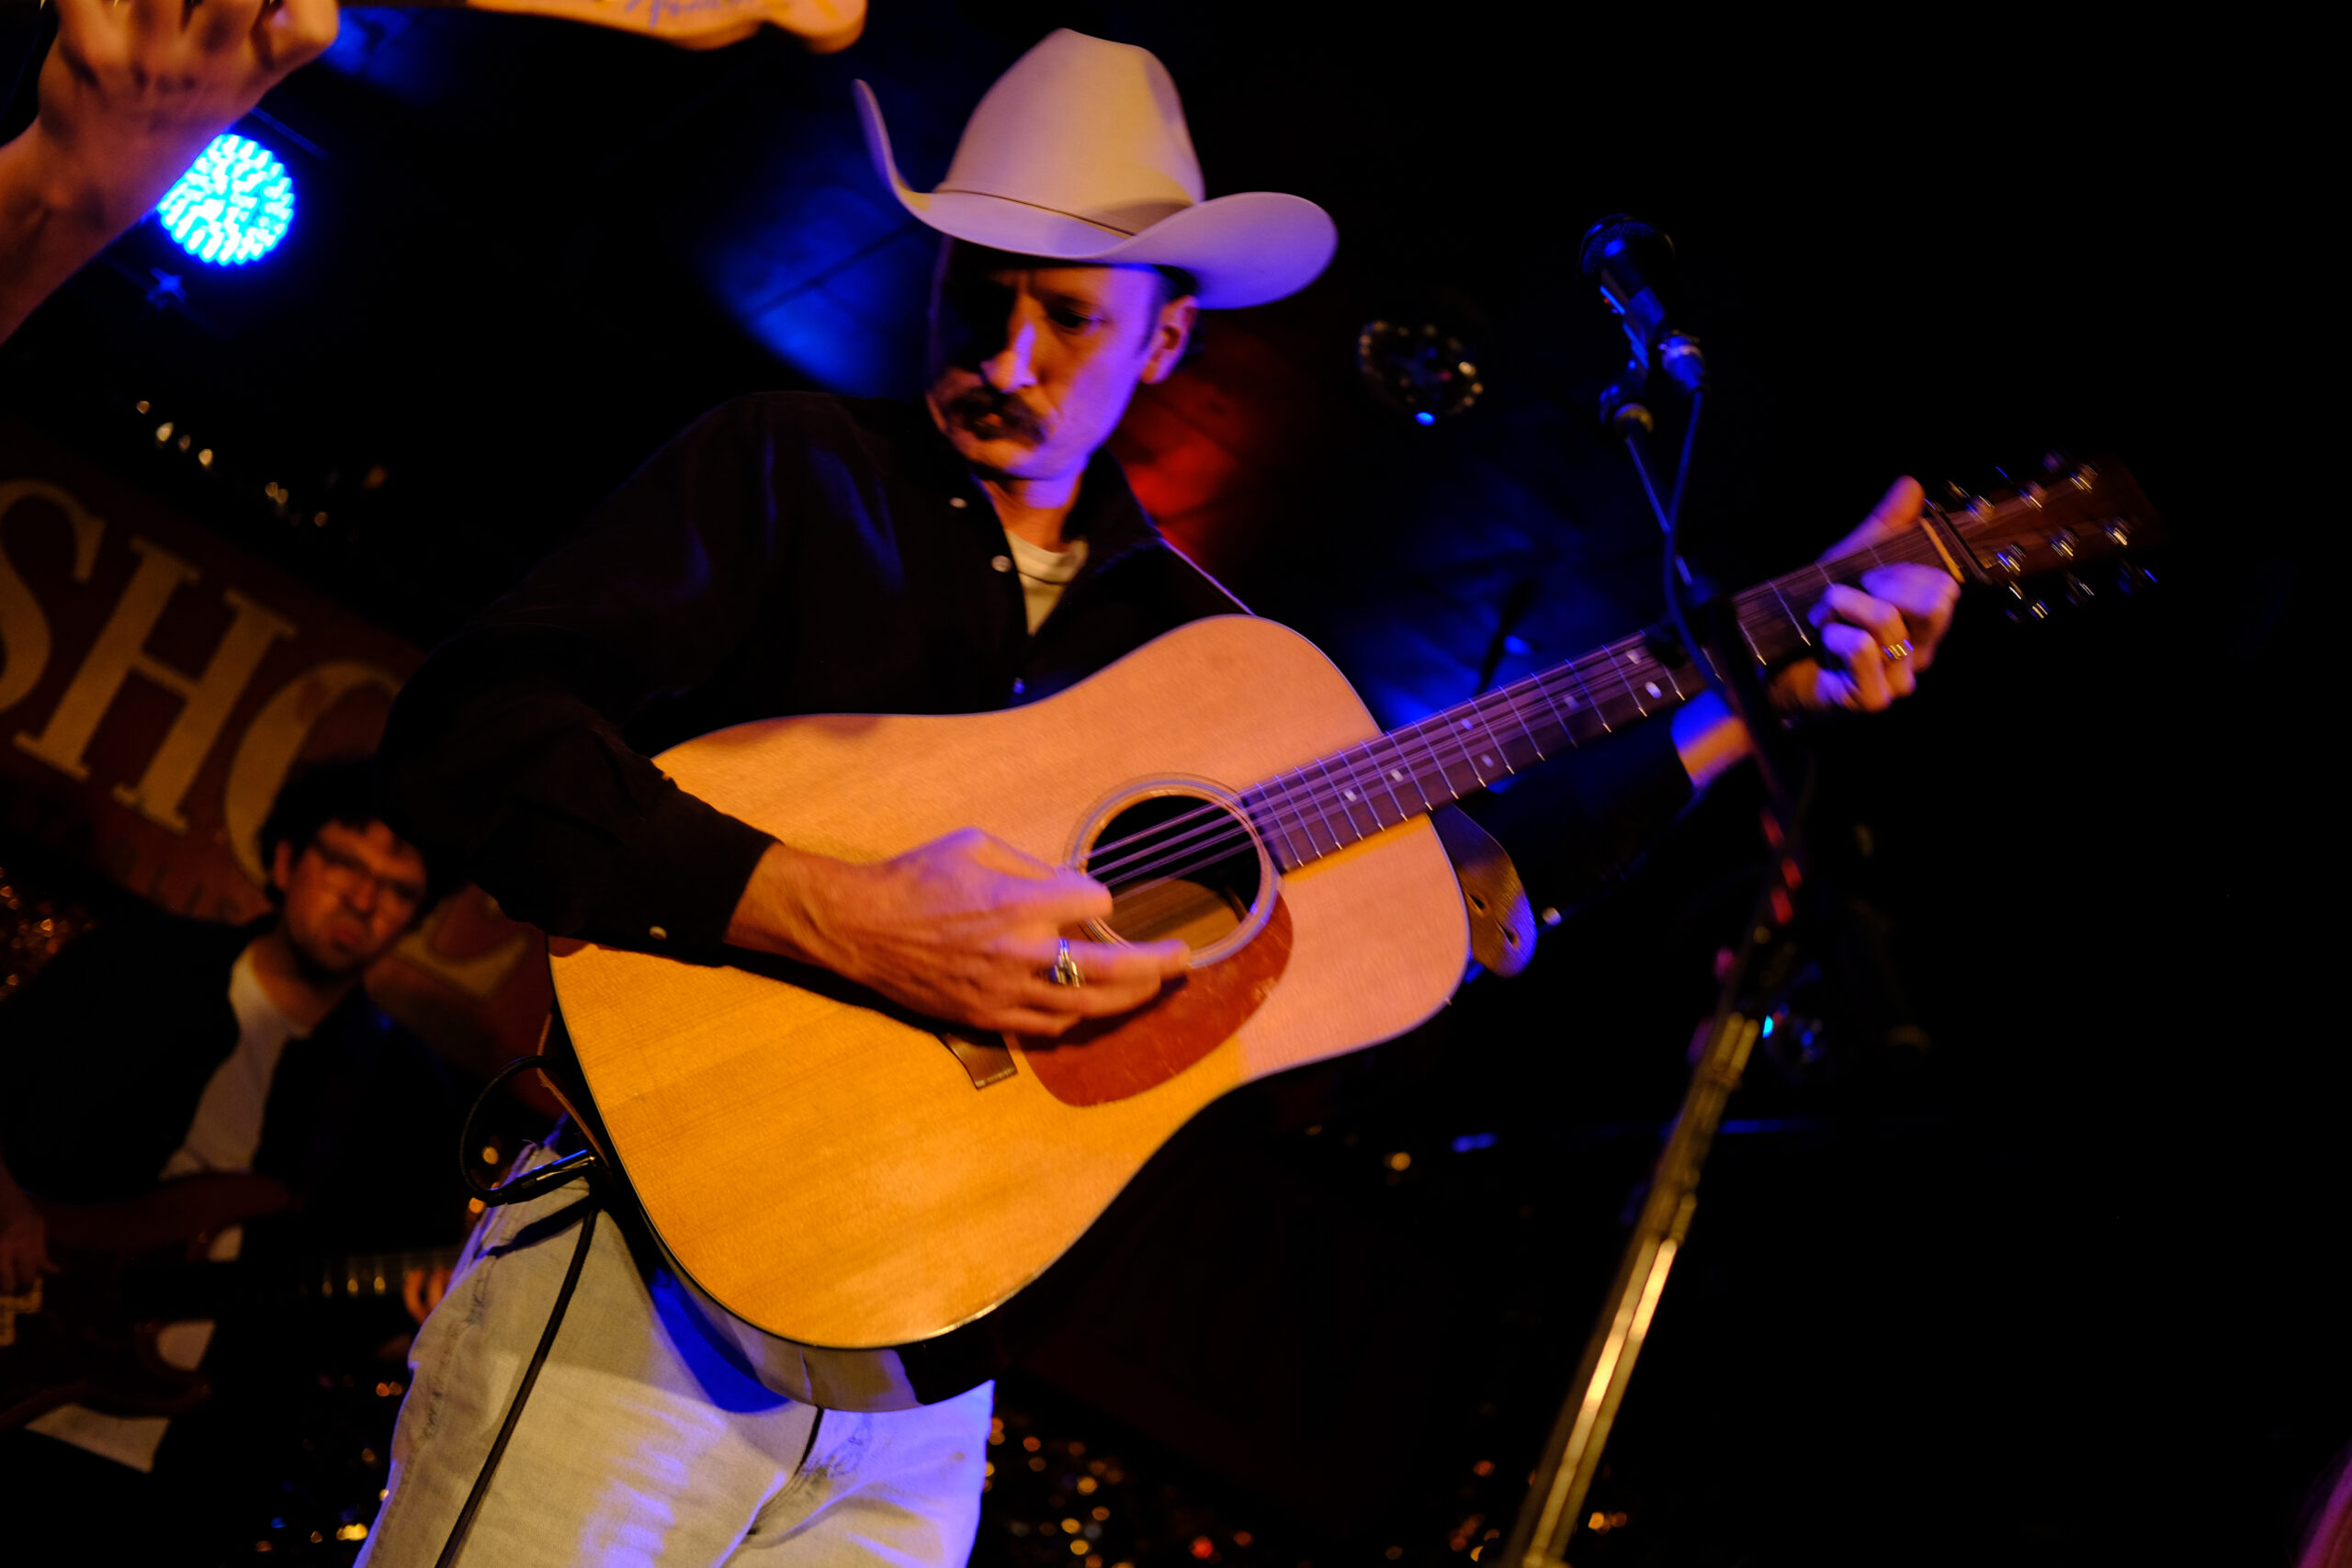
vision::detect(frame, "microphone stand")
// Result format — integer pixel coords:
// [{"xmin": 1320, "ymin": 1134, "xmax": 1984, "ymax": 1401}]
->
[{"xmin": 1500, "ymin": 383, "xmax": 1813, "ymax": 1568}]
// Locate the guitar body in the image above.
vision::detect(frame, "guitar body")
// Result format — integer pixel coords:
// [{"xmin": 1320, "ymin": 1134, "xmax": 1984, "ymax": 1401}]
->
[
  {"xmin": 547, "ymin": 460, "xmax": 2160, "ymax": 1412},
  {"xmin": 551, "ymin": 616, "xmax": 1468, "ymax": 1410}
]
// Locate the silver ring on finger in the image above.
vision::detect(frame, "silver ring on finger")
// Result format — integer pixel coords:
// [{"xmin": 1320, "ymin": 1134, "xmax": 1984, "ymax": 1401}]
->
[{"xmin": 1049, "ymin": 937, "xmax": 1084, "ymax": 988}]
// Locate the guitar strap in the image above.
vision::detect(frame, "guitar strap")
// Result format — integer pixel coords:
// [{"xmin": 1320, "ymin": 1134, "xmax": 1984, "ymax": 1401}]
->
[
  {"xmin": 529, "ymin": 1014, "xmax": 672, "ymax": 1285},
  {"xmin": 1432, "ymin": 805, "xmax": 1538, "ymax": 978},
  {"xmin": 432, "ymin": 1012, "xmax": 822, "ymax": 1562},
  {"xmin": 433, "ymin": 1053, "xmax": 606, "ymax": 1568}
]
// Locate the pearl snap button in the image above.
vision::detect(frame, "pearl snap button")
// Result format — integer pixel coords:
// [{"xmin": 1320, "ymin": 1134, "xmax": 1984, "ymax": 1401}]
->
[
  {"xmin": 948, "ymin": 496, "xmax": 968, "ymax": 509},
  {"xmin": 990, "ymin": 555, "xmax": 1012, "ymax": 572}
]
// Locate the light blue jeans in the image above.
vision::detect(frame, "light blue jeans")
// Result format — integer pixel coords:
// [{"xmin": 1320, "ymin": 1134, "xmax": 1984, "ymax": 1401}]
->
[{"xmin": 357, "ymin": 1154, "xmax": 992, "ymax": 1567}]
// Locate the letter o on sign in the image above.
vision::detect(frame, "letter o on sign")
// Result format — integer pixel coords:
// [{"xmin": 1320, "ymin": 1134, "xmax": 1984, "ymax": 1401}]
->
[{"xmin": 223, "ymin": 660, "xmax": 403, "ymax": 886}]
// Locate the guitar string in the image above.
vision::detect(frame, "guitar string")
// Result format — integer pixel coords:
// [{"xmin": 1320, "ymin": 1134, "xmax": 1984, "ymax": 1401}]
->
[
  {"xmin": 1088, "ymin": 576, "xmax": 1867, "ymax": 887},
  {"xmin": 1087, "ymin": 614, "xmax": 1757, "ymax": 886},
  {"xmin": 1085, "ymin": 614, "xmax": 1726, "ymax": 880},
  {"xmin": 1091, "ymin": 652, "xmax": 1703, "ymax": 893},
  {"xmin": 1094, "ymin": 601, "xmax": 1797, "ymax": 886},
  {"xmin": 1102, "ymin": 644, "xmax": 1844, "ymax": 893},
  {"xmin": 1082, "ymin": 511, "xmax": 2076, "ymax": 891}
]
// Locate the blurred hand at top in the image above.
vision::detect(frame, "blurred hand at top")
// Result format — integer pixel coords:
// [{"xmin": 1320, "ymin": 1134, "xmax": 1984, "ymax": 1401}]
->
[
  {"xmin": 0, "ymin": 0, "xmax": 338, "ymax": 341},
  {"xmin": 31, "ymin": 0, "xmax": 339, "ymax": 228}
]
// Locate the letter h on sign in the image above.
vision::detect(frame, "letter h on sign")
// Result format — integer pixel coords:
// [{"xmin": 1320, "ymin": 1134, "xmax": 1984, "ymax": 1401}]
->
[{"xmin": 13, "ymin": 533, "xmax": 296, "ymax": 834}]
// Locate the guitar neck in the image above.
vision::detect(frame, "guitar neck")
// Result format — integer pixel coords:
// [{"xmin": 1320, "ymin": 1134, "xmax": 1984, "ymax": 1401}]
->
[
  {"xmin": 290, "ymin": 1246, "xmax": 464, "ymax": 1305},
  {"xmin": 122, "ymin": 1245, "xmax": 464, "ymax": 1319},
  {"xmin": 1238, "ymin": 502, "xmax": 2014, "ymax": 872}
]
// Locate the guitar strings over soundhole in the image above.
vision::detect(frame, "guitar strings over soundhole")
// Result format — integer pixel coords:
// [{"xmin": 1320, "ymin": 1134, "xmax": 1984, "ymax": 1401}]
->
[{"xmin": 1071, "ymin": 785, "xmax": 1275, "ymax": 965}]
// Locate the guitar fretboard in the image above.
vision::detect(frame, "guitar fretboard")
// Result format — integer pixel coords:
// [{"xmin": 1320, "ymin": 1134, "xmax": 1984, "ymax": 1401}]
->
[
  {"xmin": 293, "ymin": 1247, "xmax": 463, "ymax": 1303},
  {"xmin": 1238, "ymin": 525, "xmax": 1957, "ymax": 871}
]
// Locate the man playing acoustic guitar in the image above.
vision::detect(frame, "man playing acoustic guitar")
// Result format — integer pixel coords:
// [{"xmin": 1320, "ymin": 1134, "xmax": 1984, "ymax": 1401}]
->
[{"xmin": 367, "ymin": 28, "xmax": 1962, "ymax": 1568}]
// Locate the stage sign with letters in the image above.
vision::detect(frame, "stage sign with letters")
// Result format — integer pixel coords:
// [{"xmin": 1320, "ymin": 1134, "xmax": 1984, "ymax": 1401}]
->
[{"xmin": 0, "ymin": 412, "xmax": 550, "ymax": 1074}]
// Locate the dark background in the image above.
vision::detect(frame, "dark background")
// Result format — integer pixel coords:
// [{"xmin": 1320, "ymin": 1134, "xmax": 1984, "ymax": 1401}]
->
[{"xmin": 3, "ymin": 6, "xmax": 2327, "ymax": 1564}]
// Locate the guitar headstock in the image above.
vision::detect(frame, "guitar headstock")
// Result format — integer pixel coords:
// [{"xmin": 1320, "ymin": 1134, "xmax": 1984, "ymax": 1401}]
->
[{"xmin": 1933, "ymin": 457, "xmax": 2164, "ymax": 597}]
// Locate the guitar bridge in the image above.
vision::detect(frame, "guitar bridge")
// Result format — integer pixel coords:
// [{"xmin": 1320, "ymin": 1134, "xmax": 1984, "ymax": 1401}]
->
[{"xmin": 938, "ymin": 1031, "xmax": 1019, "ymax": 1089}]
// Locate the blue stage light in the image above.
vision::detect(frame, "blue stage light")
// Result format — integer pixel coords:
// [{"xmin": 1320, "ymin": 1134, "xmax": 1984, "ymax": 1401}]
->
[
  {"xmin": 155, "ymin": 135, "xmax": 295, "ymax": 265},
  {"xmin": 1414, "ymin": 411, "xmax": 1436, "ymax": 426}
]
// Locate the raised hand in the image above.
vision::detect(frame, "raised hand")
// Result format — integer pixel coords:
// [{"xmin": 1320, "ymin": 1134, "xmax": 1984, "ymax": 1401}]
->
[
  {"xmin": 0, "ymin": 1168, "xmax": 56, "ymax": 1296},
  {"xmin": 728, "ymin": 829, "xmax": 1192, "ymax": 1037},
  {"xmin": 0, "ymin": 0, "xmax": 339, "ymax": 340},
  {"xmin": 39, "ymin": 0, "xmax": 338, "ymax": 213}
]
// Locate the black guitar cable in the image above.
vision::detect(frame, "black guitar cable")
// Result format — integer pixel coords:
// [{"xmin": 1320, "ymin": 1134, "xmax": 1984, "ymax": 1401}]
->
[{"xmin": 432, "ymin": 1055, "xmax": 604, "ymax": 1568}]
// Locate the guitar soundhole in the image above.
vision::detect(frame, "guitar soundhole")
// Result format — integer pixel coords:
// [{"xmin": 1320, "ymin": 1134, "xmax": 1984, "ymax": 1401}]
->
[{"xmin": 1079, "ymin": 792, "xmax": 1269, "ymax": 959}]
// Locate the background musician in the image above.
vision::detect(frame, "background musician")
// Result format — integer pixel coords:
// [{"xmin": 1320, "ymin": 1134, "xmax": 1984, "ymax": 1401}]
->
[{"xmin": 0, "ymin": 756, "xmax": 469, "ymax": 1560}]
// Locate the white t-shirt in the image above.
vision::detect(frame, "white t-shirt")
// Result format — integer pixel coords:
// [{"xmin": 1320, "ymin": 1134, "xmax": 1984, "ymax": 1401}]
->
[
  {"xmin": 28, "ymin": 942, "xmax": 308, "ymax": 1472},
  {"xmin": 1006, "ymin": 530, "xmax": 1087, "ymax": 635}
]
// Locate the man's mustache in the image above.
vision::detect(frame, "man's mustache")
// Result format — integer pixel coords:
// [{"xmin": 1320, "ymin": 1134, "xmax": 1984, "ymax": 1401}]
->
[{"xmin": 944, "ymin": 387, "xmax": 1044, "ymax": 442}]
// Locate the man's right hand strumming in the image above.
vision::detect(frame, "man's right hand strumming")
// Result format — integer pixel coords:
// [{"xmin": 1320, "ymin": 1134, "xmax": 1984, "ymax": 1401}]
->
[{"xmin": 724, "ymin": 829, "xmax": 1192, "ymax": 1038}]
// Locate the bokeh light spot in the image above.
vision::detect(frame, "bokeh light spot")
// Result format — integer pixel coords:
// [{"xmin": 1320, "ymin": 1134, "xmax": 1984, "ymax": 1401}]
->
[{"xmin": 156, "ymin": 135, "xmax": 295, "ymax": 265}]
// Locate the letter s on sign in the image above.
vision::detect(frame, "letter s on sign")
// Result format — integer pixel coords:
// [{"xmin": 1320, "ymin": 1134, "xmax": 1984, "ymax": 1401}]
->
[{"xmin": 0, "ymin": 481, "xmax": 107, "ymax": 713}]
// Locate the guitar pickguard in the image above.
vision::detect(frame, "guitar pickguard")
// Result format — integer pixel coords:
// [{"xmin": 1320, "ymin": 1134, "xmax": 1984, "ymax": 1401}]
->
[{"xmin": 1017, "ymin": 895, "xmax": 1294, "ymax": 1108}]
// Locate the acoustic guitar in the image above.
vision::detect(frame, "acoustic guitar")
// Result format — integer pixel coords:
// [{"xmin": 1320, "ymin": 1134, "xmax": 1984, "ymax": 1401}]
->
[
  {"xmin": 0, "ymin": 1172, "xmax": 459, "ymax": 1430},
  {"xmin": 547, "ymin": 462, "xmax": 2161, "ymax": 1411}
]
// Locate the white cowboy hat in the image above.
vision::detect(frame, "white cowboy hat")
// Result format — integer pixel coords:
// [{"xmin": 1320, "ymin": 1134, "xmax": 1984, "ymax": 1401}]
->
[{"xmin": 854, "ymin": 29, "xmax": 1337, "ymax": 310}]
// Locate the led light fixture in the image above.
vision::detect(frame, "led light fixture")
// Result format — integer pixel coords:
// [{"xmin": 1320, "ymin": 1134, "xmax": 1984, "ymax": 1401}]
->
[{"xmin": 156, "ymin": 134, "xmax": 295, "ymax": 265}]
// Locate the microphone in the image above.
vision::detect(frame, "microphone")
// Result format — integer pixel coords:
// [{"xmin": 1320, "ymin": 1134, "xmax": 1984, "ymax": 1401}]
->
[{"xmin": 1578, "ymin": 215, "xmax": 1707, "ymax": 401}]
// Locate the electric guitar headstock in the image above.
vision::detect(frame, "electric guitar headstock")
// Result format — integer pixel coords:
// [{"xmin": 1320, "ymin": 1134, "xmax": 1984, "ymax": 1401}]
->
[{"xmin": 394, "ymin": 0, "xmax": 865, "ymax": 52}]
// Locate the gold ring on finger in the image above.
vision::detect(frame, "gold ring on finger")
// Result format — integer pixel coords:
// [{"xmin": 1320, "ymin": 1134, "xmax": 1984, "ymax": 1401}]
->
[{"xmin": 1883, "ymin": 638, "xmax": 1914, "ymax": 662}]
